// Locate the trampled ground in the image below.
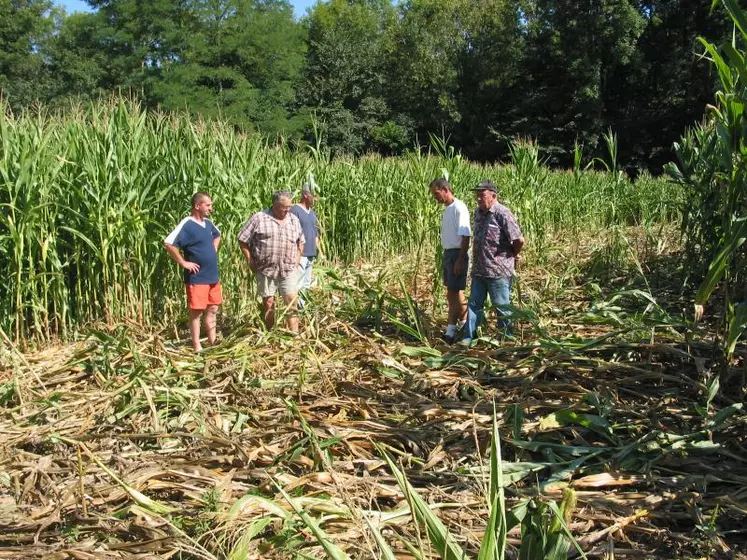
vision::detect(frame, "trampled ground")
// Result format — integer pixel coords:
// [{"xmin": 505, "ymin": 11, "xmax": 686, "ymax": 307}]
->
[{"xmin": 2, "ymin": 233, "xmax": 746, "ymax": 559}]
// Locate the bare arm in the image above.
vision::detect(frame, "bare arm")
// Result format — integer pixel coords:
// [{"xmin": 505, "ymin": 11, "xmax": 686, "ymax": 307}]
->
[
  {"xmin": 239, "ymin": 240, "xmax": 252, "ymax": 269},
  {"xmin": 513, "ymin": 237, "xmax": 525, "ymax": 270},
  {"xmin": 454, "ymin": 235, "xmax": 470, "ymax": 276},
  {"xmin": 298, "ymin": 227, "xmax": 306, "ymax": 262},
  {"xmin": 213, "ymin": 236, "xmax": 221, "ymax": 251},
  {"xmin": 164, "ymin": 243, "xmax": 200, "ymax": 274}
]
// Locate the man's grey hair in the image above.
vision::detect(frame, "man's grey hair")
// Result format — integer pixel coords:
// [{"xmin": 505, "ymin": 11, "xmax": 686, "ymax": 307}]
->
[{"xmin": 272, "ymin": 190, "xmax": 292, "ymax": 205}]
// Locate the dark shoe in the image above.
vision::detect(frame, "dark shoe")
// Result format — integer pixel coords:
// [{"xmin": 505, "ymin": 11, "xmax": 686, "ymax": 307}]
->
[{"xmin": 440, "ymin": 333, "xmax": 456, "ymax": 344}]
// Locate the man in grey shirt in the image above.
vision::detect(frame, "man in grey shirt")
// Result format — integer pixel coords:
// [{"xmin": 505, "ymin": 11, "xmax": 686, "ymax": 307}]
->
[{"xmin": 290, "ymin": 183, "xmax": 320, "ymax": 304}]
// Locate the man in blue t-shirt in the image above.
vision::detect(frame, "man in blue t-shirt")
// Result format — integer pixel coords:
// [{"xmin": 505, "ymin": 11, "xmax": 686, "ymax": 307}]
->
[
  {"xmin": 164, "ymin": 192, "xmax": 222, "ymax": 352},
  {"xmin": 289, "ymin": 183, "xmax": 320, "ymax": 302}
]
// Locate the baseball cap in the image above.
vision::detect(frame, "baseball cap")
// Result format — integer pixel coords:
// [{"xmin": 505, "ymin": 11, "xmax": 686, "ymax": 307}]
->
[{"xmin": 471, "ymin": 179, "xmax": 497, "ymax": 193}]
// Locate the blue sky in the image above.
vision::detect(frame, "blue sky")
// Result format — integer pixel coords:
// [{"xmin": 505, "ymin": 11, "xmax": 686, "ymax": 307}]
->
[{"xmin": 57, "ymin": 0, "xmax": 317, "ymax": 19}]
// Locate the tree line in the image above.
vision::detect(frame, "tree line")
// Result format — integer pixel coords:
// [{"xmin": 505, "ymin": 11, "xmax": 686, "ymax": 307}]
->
[{"xmin": 0, "ymin": 0, "xmax": 732, "ymax": 171}]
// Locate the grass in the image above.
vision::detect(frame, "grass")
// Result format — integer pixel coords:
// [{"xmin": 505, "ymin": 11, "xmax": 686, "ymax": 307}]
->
[{"xmin": 1, "ymin": 226, "xmax": 746, "ymax": 559}]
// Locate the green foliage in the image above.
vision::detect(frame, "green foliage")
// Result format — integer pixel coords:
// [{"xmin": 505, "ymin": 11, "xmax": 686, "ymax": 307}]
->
[
  {"xmin": 43, "ymin": 12, "xmax": 112, "ymax": 99},
  {"xmin": 611, "ymin": 0, "xmax": 732, "ymax": 170},
  {"xmin": 0, "ymin": 0, "xmax": 738, "ymax": 168},
  {"xmin": 151, "ymin": 0, "xmax": 307, "ymax": 136},
  {"xmin": 0, "ymin": 0, "xmax": 56, "ymax": 108},
  {"xmin": 385, "ymin": 0, "xmax": 465, "ymax": 136},
  {"xmin": 457, "ymin": 0, "xmax": 524, "ymax": 159},
  {"xmin": 272, "ymin": 478, "xmax": 351, "ymax": 560},
  {"xmin": 371, "ymin": 120, "xmax": 411, "ymax": 154},
  {"xmin": 0, "ymin": 98, "xmax": 678, "ymax": 341},
  {"xmin": 517, "ymin": 490, "xmax": 581, "ymax": 560},
  {"xmin": 301, "ymin": 0, "xmax": 396, "ymax": 154},
  {"xmin": 666, "ymin": 0, "xmax": 747, "ymax": 359},
  {"xmin": 511, "ymin": 0, "xmax": 646, "ymax": 164},
  {"xmin": 152, "ymin": 64, "xmax": 262, "ymax": 124}
]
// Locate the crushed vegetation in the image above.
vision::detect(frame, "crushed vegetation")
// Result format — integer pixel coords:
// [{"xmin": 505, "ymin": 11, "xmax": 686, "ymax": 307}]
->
[{"xmin": 2, "ymin": 231, "xmax": 746, "ymax": 560}]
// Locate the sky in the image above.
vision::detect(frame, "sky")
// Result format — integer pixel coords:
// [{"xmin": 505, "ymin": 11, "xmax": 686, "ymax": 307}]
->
[{"xmin": 57, "ymin": 0, "xmax": 317, "ymax": 20}]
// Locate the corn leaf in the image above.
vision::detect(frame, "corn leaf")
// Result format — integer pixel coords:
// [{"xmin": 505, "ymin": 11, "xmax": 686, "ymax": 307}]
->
[
  {"xmin": 381, "ymin": 449, "xmax": 468, "ymax": 560},
  {"xmin": 272, "ymin": 478, "xmax": 350, "ymax": 560}
]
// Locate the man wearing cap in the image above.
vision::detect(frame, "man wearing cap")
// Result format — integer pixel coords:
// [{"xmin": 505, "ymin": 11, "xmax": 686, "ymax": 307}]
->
[
  {"xmin": 429, "ymin": 177, "xmax": 471, "ymax": 343},
  {"xmin": 461, "ymin": 180, "xmax": 525, "ymax": 345},
  {"xmin": 164, "ymin": 192, "xmax": 222, "ymax": 352},
  {"xmin": 290, "ymin": 183, "xmax": 320, "ymax": 302},
  {"xmin": 238, "ymin": 191, "xmax": 305, "ymax": 332}
]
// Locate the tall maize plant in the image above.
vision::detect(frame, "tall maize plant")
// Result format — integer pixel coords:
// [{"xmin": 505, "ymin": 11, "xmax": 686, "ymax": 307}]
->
[
  {"xmin": 666, "ymin": 0, "xmax": 747, "ymax": 359},
  {"xmin": 0, "ymin": 98, "xmax": 679, "ymax": 343}
]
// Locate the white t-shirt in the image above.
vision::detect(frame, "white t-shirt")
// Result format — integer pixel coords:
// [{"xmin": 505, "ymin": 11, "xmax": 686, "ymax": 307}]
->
[{"xmin": 441, "ymin": 198, "xmax": 471, "ymax": 250}]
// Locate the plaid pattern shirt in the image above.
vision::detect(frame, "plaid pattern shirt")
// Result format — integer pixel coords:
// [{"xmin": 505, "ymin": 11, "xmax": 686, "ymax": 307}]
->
[
  {"xmin": 237, "ymin": 210, "xmax": 305, "ymax": 277},
  {"xmin": 472, "ymin": 202, "xmax": 523, "ymax": 278}
]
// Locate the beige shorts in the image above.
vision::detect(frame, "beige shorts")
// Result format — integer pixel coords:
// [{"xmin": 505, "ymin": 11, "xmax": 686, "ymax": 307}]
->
[{"xmin": 256, "ymin": 271, "xmax": 300, "ymax": 298}]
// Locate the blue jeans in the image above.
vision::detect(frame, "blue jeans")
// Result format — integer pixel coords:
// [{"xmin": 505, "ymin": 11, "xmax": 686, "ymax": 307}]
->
[{"xmin": 465, "ymin": 276, "xmax": 513, "ymax": 339}]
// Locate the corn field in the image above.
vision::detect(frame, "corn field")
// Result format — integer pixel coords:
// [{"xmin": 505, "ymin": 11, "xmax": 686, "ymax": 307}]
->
[
  {"xmin": 3, "ymin": 85, "xmax": 747, "ymax": 557},
  {"xmin": 0, "ymin": 99, "xmax": 680, "ymax": 344}
]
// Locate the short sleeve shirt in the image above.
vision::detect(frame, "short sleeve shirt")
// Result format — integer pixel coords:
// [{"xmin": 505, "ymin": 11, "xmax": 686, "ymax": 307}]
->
[
  {"xmin": 472, "ymin": 202, "xmax": 522, "ymax": 278},
  {"xmin": 290, "ymin": 204, "xmax": 319, "ymax": 257},
  {"xmin": 237, "ymin": 210, "xmax": 305, "ymax": 278},
  {"xmin": 441, "ymin": 198, "xmax": 472, "ymax": 250},
  {"xmin": 164, "ymin": 217, "xmax": 221, "ymax": 284}
]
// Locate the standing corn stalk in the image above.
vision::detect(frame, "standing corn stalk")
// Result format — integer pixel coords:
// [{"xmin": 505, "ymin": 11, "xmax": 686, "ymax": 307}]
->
[
  {"xmin": 666, "ymin": 0, "xmax": 747, "ymax": 360},
  {"xmin": 0, "ymin": 98, "xmax": 677, "ymax": 343}
]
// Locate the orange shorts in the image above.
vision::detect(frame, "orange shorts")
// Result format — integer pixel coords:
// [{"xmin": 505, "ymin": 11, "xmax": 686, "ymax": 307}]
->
[{"xmin": 185, "ymin": 283, "xmax": 223, "ymax": 310}]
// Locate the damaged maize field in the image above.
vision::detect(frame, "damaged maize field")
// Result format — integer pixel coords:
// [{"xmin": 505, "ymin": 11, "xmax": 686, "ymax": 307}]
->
[
  {"xmin": 1, "ymin": 100, "xmax": 747, "ymax": 559},
  {"xmin": 2, "ymin": 236, "xmax": 747, "ymax": 559}
]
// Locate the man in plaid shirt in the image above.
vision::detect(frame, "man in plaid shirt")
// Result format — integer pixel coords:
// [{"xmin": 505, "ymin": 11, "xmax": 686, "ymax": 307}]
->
[{"xmin": 238, "ymin": 191, "xmax": 305, "ymax": 332}]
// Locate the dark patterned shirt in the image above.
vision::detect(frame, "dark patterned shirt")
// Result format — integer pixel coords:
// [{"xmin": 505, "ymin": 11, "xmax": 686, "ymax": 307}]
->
[{"xmin": 472, "ymin": 202, "xmax": 523, "ymax": 278}]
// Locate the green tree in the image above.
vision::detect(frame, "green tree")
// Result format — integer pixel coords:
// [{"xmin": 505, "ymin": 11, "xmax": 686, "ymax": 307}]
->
[
  {"xmin": 86, "ymin": 0, "xmax": 195, "ymax": 89},
  {"xmin": 151, "ymin": 0, "xmax": 306, "ymax": 135},
  {"xmin": 0, "ymin": 0, "xmax": 56, "ymax": 109},
  {"xmin": 455, "ymin": 0, "xmax": 525, "ymax": 159},
  {"xmin": 43, "ymin": 12, "xmax": 112, "ymax": 101},
  {"xmin": 517, "ymin": 0, "xmax": 645, "ymax": 165},
  {"xmin": 301, "ymin": 0, "xmax": 396, "ymax": 154},
  {"xmin": 384, "ymin": 0, "xmax": 465, "ymax": 144},
  {"xmin": 608, "ymin": 0, "xmax": 731, "ymax": 170}
]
